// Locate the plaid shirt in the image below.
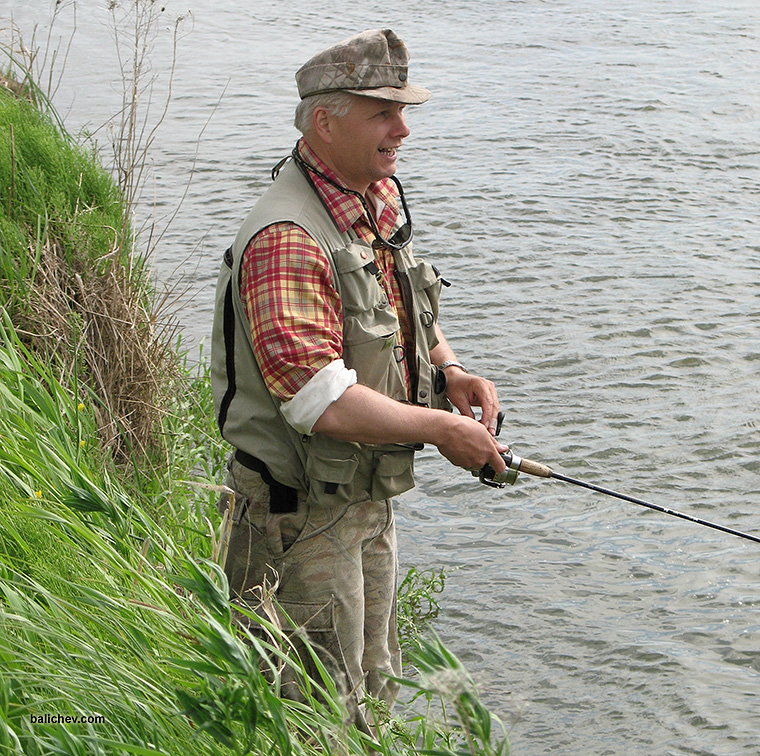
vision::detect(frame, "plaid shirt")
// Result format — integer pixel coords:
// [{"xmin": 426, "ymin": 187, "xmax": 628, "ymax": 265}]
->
[{"xmin": 241, "ymin": 138, "xmax": 410, "ymax": 401}]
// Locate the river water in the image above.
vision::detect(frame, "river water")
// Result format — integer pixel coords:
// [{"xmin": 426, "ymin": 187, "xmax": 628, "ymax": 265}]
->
[{"xmin": 4, "ymin": 1, "xmax": 759, "ymax": 754}]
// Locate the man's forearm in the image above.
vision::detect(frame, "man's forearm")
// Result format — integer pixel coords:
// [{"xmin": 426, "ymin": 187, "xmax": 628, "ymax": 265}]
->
[
  {"xmin": 311, "ymin": 324, "xmax": 461, "ymax": 446},
  {"xmin": 311, "ymin": 382, "xmax": 507, "ymax": 471},
  {"xmin": 311, "ymin": 383, "xmax": 448, "ymax": 445}
]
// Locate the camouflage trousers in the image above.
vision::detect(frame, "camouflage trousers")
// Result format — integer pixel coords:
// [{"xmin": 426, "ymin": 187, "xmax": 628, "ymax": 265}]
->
[{"xmin": 219, "ymin": 456, "xmax": 402, "ymax": 721}]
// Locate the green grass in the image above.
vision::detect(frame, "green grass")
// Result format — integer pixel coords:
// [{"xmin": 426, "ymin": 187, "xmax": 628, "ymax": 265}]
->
[
  {"xmin": 0, "ymin": 88, "xmax": 130, "ymax": 317},
  {"xmin": 0, "ymin": 315, "xmax": 509, "ymax": 755}
]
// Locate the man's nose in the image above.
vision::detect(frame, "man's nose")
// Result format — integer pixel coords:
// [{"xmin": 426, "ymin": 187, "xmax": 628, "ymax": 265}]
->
[{"xmin": 393, "ymin": 110, "xmax": 410, "ymax": 139}]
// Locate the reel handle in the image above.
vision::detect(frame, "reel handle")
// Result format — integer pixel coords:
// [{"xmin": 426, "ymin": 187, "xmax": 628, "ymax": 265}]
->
[{"xmin": 477, "ymin": 411, "xmax": 553, "ymax": 486}]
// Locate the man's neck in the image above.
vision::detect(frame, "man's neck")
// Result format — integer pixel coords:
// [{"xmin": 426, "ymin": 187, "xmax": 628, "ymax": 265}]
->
[{"xmin": 302, "ymin": 135, "xmax": 370, "ymax": 196}]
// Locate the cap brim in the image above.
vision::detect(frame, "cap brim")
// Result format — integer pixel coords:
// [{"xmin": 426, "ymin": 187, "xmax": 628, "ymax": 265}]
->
[{"xmin": 344, "ymin": 83, "xmax": 431, "ymax": 104}]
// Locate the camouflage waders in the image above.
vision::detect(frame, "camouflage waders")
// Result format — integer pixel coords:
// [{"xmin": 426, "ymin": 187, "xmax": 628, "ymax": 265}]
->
[{"xmin": 220, "ymin": 456, "xmax": 402, "ymax": 725}]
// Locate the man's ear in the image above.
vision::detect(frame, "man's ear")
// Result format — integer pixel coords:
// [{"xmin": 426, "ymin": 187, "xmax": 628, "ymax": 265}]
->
[{"xmin": 312, "ymin": 106, "xmax": 333, "ymax": 143}]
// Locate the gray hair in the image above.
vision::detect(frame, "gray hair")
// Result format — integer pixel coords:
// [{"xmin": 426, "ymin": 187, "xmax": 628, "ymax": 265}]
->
[{"xmin": 294, "ymin": 91, "xmax": 355, "ymax": 135}]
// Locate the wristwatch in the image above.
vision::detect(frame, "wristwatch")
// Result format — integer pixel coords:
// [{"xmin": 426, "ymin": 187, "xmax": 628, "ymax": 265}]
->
[{"xmin": 438, "ymin": 360, "xmax": 468, "ymax": 373}]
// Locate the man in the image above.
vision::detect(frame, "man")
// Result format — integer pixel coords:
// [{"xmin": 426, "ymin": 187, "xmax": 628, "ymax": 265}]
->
[{"xmin": 211, "ymin": 28, "xmax": 507, "ymax": 722}]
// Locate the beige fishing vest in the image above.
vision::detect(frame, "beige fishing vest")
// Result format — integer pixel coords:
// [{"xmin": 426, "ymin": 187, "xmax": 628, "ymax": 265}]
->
[{"xmin": 211, "ymin": 158, "xmax": 449, "ymax": 508}]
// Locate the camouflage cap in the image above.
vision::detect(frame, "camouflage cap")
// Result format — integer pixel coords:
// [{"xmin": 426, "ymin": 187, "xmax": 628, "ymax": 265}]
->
[{"xmin": 295, "ymin": 29, "xmax": 431, "ymax": 104}]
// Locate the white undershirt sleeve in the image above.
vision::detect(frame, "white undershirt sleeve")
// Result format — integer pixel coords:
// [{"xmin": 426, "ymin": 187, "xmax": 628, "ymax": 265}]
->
[{"xmin": 280, "ymin": 359, "xmax": 357, "ymax": 436}]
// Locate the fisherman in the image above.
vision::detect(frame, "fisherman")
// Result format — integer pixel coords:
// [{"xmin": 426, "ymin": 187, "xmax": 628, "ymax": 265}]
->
[{"xmin": 211, "ymin": 28, "xmax": 507, "ymax": 724}]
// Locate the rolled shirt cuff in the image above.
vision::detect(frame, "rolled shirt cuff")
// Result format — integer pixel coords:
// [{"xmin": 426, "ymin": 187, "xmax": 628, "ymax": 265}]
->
[{"xmin": 280, "ymin": 359, "xmax": 357, "ymax": 435}]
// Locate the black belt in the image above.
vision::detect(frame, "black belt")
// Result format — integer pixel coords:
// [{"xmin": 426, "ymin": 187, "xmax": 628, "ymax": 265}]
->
[{"xmin": 234, "ymin": 449, "xmax": 298, "ymax": 513}]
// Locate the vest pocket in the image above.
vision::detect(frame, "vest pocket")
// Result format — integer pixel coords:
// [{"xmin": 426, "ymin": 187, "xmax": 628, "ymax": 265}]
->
[
  {"xmin": 305, "ymin": 435, "xmax": 365, "ymax": 507},
  {"xmin": 333, "ymin": 242, "xmax": 400, "ymax": 346},
  {"xmin": 406, "ymin": 260, "xmax": 443, "ymax": 337},
  {"xmin": 370, "ymin": 447, "xmax": 415, "ymax": 502},
  {"xmin": 304, "ymin": 436, "xmax": 417, "ymax": 506}
]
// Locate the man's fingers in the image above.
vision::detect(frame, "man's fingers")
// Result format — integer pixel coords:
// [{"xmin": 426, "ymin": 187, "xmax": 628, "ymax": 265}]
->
[
  {"xmin": 446, "ymin": 373, "xmax": 501, "ymax": 435},
  {"xmin": 489, "ymin": 440, "xmax": 507, "ymax": 473},
  {"xmin": 480, "ymin": 394, "xmax": 500, "ymax": 435},
  {"xmin": 477, "ymin": 382, "xmax": 500, "ymax": 429}
]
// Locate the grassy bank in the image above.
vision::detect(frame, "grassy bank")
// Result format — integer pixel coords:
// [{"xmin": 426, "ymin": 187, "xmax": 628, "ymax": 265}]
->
[{"xmin": 0, "ymin": 69, "xmax": 508, "ymax": 755}]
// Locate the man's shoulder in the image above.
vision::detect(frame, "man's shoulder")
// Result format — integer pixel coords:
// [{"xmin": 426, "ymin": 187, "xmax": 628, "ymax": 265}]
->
[
  {"xmin": 233, "ymin": 161, "xmax": 334, "ymax": 258},
  {"xmin": 246, "ymin": 221, "xmax": 318, "ymax": 255},
  {"xmin": 251, "ymin": 160, "xmax": 314, "ymax": 219}
]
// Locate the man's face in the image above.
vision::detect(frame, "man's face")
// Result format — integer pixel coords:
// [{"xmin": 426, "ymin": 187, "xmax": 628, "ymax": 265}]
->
[{"xmin": 324, "ymin": 95, "xmax": 411, "ymax": 194}]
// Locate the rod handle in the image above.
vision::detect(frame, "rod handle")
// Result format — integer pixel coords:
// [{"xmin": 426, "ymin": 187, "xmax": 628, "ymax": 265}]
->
[
  {"xmin": 517, "ymin": 457, "xmax": 553, "ymax": 478},
  {"xmin": 493, "ymin": 414, "xmax": 552, "ymax": 477}
]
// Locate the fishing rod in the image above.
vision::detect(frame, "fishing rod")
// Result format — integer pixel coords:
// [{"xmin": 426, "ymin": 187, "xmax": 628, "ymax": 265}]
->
[{"xmin": 476, "ymin": 417, "xmax": 760, "ymax": 546}]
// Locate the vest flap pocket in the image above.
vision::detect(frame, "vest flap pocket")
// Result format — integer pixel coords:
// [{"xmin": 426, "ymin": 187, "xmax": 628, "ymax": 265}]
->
[
  {"xmin": 407, "ymin": 261, "xmax": 441, "ymax": 290},
  {"xmin": 306, "ymin": 436, "xmax": 361, "ymax": 485},
  {"xmin": 371, "ymin": 448, "xmax": 415, "ymax": 502},
  {"xmin": 306, "ymin": 452, "xmax": 359, "ymax": 485},
  {"xmin": 333, "ymin": 241, "xmax": 376, "ymax": 275},
  {"xmin": 305, "ymin": 436, "xmax": 371, "ymax": 506},
  {"xmin": 373, "ymin": 448, "xmax": 415, "ymax": 477},
  {"xmin": 334, "ymin": 242, "xmax": 388, "ymax": 315},
  {"xmin": 405, "ymin": 261, "xmax": 443, "ymax": 329}
]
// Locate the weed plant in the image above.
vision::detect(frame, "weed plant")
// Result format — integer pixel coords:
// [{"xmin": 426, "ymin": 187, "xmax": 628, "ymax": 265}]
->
[{"xmin": 398, "ymin": 565, "xmax": 446, "ymax": 660}]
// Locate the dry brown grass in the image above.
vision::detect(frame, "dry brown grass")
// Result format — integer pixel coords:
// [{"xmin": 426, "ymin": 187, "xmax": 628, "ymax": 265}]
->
[
  {"xmin": 14, "ymin": 234, "xmax": 180, "ymax": 465},
  {"xmin": 0, "ymin": 71, "xmax": 33, "ymax": 102}
]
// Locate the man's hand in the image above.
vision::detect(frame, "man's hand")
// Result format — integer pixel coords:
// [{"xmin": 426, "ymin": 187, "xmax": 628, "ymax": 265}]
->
[
  {"xmin": 443, "ymin": 367, "xmax": 501, "ymax": 436},
  {"xmin": 430, "ymin": 325, "xmax": 501, "ymax": 437},
  {"xmin": 434, "ymin": 411, "xmax": 508, "ymax": 473}
]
